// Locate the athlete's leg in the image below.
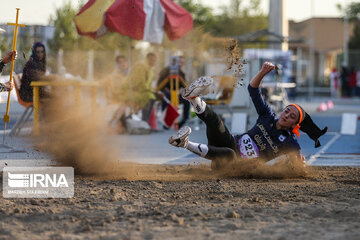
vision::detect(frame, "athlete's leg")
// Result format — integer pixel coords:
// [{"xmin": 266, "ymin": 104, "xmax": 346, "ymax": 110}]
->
[
  {"xmin": 197, "ymin": 105, "xmax": 237, "ymax": 150},
  {"xmin": 169, "ymin": 126, "xmax": 237, "ymax": 163},
  {"xmin": 182, "ymin": 76, "xmax": 237, "ymax": 150}
]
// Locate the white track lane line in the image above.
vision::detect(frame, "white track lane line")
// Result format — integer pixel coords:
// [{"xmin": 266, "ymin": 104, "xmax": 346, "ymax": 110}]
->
[{"xmin": 307, "ymin": 132, "xmax": 341, "ymax": 165}]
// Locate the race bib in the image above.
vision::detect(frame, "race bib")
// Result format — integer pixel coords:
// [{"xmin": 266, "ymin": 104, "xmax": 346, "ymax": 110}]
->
[{"xmin": 238, "ymin": 134, "xmax": 259, "ymax": 159}]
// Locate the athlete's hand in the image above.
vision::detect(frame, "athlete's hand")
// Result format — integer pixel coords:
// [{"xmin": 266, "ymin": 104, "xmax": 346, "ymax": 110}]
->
[
  {"xmin": 260, "ymin": 62, "xmax": 275, "ymax": 75},
  {"xmin": 250, "ymin": 61, "xmax": 275, "ymax": 88},
  {"xmin": 2, "ymin": 51, "xmax": 17, "ymax": 64}
]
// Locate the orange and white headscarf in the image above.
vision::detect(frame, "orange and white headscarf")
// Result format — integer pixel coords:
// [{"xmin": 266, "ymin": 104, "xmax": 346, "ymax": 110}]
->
[
  {"xmin": 288, "ymin": 103, "xmax": 305, "ymax": 138},
  {"xmin": 287, "ymin": 103, "xmax": 328, "ymax": 148}
]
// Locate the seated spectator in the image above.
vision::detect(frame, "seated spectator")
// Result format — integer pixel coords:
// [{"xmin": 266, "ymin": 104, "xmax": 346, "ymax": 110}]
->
[
  {"xmin": 19, "ymin": 42, "xmax": 46, "ymax": 102},
  {"xmin": 106, "ymin": 55, "xmax": 130, "ymax": 134},
  {"xmin": 105, "ymin": 55, "xmax": 129, "ymax": 102},
  {"xmin": 123, "ymin": 53, "xmax": 157, "ymax": 120}
]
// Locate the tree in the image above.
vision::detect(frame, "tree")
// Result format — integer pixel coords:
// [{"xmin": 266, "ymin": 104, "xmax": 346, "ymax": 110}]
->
[
  {"xmin": 48, "ymin": 1, "xmax": 132, "ymax": 53},
  {"xmin": 337, "ymin": 2, "xmax": 360, "ymax": 49},
  {"xmin": 48, "ymin": 2, "xmax": 79, "ymax": 52},
  {"xmin": 345, "ymin": 2, "xmax": 360, "ymax": 20},
  {"xmin": 345, "ymin": 2, "xmax": 360, "ymax": 49},
  {"xmin": 176, "ymin": 0, "xmax": 267, "ymax": 37},
  {"xmin": 208, "ymin": 0, "xmax": 267, "ymax": 37},
  {"xmin": 0, "ymin": 34, "xmax": 11, "ymax": 55},
  {"xmin": 174, "ymin": 0, "xmax": 216, "ymax": 30},
  {"xmin": 349, "ymin": 23, "xmax": 360, "ymax": 50},
  {"xmin": 222, "ymin": 0, "xmax": 263, "ymax": 17}
]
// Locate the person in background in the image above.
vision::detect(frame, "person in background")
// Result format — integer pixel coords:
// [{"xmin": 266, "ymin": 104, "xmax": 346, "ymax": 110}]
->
[
  {"xmin": 124, "ymin": 52, "xmax": 157, "ymax": 122},
  {"xmin": 349, "ymin": 67, "xmax": 357, "ymax": 97},
  {"xmin": 157, "ymin": 56, "xmax": 190, "ymax": 129},
  {"xmin": 106, "ymin": 55, "xmax": 129, "ymax": 101},
  {"xmin": 19, "ymin": 42, "xmax": 46, "ymax": 102},
  {"xmin": 329, "ymin": 68, "xmax": 339, "ymax": 98},
  {"xmin": 356, "ymin": 68, "xmax": 360, "ymax": 98},
  {"xmin": 114, "ymin": 55, "xmax": 129, "ymax": 77},
  {"xmin": 106, "ymin": 55, "xmax": 130, "ymax": 134},
  {"xmin": 0, "ymin": 50, "xmax": 16, "ymax": 91}
]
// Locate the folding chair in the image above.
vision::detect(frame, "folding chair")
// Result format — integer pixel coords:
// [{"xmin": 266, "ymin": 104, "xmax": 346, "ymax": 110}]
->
[{"xmin": 9, "ymin": 74, "xmax": 33, "ymax": 136}]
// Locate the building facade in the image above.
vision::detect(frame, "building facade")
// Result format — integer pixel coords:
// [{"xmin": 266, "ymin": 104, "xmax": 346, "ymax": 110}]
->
[{"xmin": 289, "ymin": 18, "xmax": 355, "ymax": 86}]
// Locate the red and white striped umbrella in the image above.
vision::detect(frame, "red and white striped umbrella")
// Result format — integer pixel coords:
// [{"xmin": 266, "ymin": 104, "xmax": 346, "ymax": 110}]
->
[{"xmin": 74, "ymin": 0, "xmax": 193, "ymax": 44}]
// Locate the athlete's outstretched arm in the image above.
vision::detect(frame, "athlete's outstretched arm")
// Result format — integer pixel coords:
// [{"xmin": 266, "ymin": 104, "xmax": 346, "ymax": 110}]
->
[
  {"xmin": 249, "ymin": 62, "xmax": 275, "ymax": 88},
  {"xmin": 248, "ymin": 61, "xmax": 276, "ymax": 117}
]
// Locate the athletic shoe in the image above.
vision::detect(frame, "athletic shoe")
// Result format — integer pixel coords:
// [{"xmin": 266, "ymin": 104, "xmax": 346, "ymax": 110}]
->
[
  {"xmin": 168, "ymin": 126, "xmax": 191, "ymax": 148},
  {"xmin": 182, "ymin": 76, "xmax": 214, "ymax": 99}
]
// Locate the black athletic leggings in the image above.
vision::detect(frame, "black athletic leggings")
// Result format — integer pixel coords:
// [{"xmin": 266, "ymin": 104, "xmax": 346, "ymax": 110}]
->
[{"xmin": 197, "ymin": 106, "xmax": 239, "ymax": 161}]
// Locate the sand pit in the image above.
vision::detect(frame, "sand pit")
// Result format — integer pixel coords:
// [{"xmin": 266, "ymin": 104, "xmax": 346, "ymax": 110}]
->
[
  {"xmin": 0, "ymin": 167, "xmax": 359, "ymax": 239},
  {"xmin": 3, "ymin": 79, "xmax": 357, "ymax": 239}
]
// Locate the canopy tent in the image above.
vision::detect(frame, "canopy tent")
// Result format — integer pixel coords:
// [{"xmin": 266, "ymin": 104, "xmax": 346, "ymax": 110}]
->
[{"xmin": 74, "ymin": 0, "xmax": 193, "ymax": 44}]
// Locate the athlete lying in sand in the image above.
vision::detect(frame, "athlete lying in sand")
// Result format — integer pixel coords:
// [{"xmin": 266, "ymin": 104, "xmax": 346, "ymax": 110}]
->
[{"xmin": 169, "ymin": 62, "xmax": 328, "ymax": 169}]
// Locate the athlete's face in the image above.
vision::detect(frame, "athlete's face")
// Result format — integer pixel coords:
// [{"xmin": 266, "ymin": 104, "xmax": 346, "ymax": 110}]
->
[{"xmin": 278, "ymin": 105, "xmax": 300, "ymax": 129}]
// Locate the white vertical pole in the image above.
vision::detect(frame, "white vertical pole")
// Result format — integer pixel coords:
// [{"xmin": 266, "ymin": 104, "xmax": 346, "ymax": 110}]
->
[
  {"xmin": 281, "ymin": 0, "xmax": 288, "ymax": 51},
  {"xmin": 296, "ymin": 47, "xmax": 302, "ymax": 85},
  {"xmin": 343, "ymin": 13, "xmax": 349, "ymax": 67},
  {"xmin": 128, "ymin": 39, "xmax": 134, "ymax": 112},
  {"xmin": 308, "ymin": 0, "xmax": 315, "ymax": 100},
  {"xmin": 57, "ymin": 48, "xmax": 63, "ymax": 74},
  {"xmin": 318, "ymin": 52, "xmax": 325, "ymax": 83},
  {"xmin": 87, "ymin": 50, "xmax": 94, "ymax": 81}
]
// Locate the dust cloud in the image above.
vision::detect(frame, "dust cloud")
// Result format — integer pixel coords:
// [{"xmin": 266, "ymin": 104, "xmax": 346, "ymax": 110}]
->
[
  {"xmin": 217, "ymin": 154, "xmax": 309, "ymax": 179},
  {"xmin": 35, "ymin": 93, "xmax": 118, "ymax": 175}
]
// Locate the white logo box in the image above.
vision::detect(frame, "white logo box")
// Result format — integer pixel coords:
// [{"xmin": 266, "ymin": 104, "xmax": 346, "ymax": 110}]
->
[{"xmin": 3, "ymin": 167, "xmax": 74, "ymax": 198}]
